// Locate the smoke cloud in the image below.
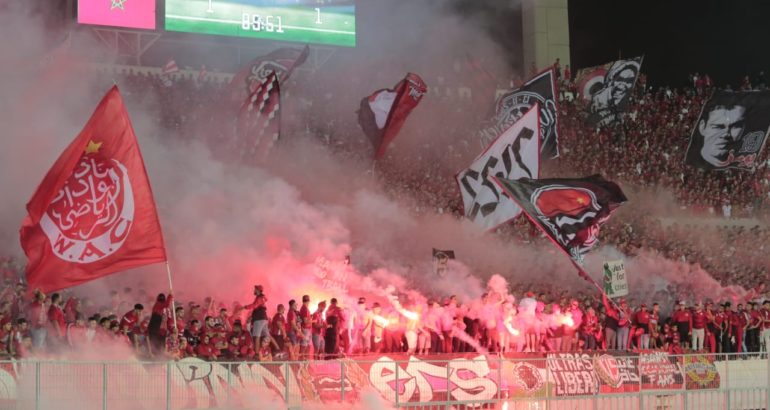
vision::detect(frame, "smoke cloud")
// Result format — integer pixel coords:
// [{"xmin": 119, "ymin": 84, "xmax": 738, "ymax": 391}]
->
[{"xmin": 0, "ymin": 0, "xmax": 750, "ymax": 329}]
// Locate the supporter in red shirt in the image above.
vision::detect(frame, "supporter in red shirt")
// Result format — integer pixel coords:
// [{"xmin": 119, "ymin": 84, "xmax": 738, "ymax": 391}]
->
[
  {"xmin": 690, "ymin": 303, "xmax": 707, "ymax": 351},
  {"xmin": 746, "ymin": 302, "xmax": 762, "ymax": 353},
  {"xmin": 311, "ymin": 301, "xmax": 327, "ymax": 360},
  {"xmin": 228, "ymin": 320, "xmax": 253, "ymax": 351},
  {"xmin": 299, "ymin": 295, "xmax": 312, "ymax": 359},
  {"xmin": 761, "ymin": 301, "xmax": 770, "ymax": 353},
  {"xmin": 270, "ymin": 304, "xmax": 287, "ymax": 351},
  {"xmin": 635, "ymin": 304, "xmax": 651, "ymax": 349},
  {"xmin": 668, "ymin": 325, "xmax": 683, "ymax": 355},
  {"xmin": 120, "ymin": 304, "xmax": 144, "ymax": 335},
  {"xmin": 66, "ymin": 315, "xmax": 88, "ymax": 349},
  {"xmin": 714, "ymin": 304, "xmax": 728, "ymax": 353},
  {"xmin": 728, "ymin": 303, "xmax": 748, "ymax": 353},
  {"xmin": 167, "ymin": 306, "xmax": 186, "ymax": 335},
  {"xmin": 47, "ymin": 293, "xmax": 66, "ymax": 350},
  {"xmin": 649, "ymin": 303, "xmax": 661, "ymax": 349},
  {"xmin": 671, "ymin": 301, "xmax": 691, "ymax": 349},
  {"xmin": 196, "ymin": 334, "xmax": 218, "ymax": 361},
  {"xmin": 63, "ymin": 298, "xmax": 80, "ymax": 325}
]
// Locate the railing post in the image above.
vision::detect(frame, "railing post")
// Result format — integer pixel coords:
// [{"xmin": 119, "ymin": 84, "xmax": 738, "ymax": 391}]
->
[
  {"xmin": 226, "ymin": 362, "xmax": 232, "ymax": 407},
  {"xmin": 394, "ymin": 362, "xmax": 399, "ymax": 408},
  {"xmin": 102, "ymin": 363, "xmax": 108, "ymax": 410},
  {"xmin": 166, "ymin": 361, "xmax": 172, "ymax": 410},
  {"xmin": 284, "ymin": 362, "xmax": 290, "ymax": 406},
  {"xmin": 763, "ymin": 350, "xmax": 770, "ymax": 409},
  {"xmin": 340, "ymin": 360, "xmax": 346, "ymax": 404},
  {"xmin": 725, "ymin": 353, "xmax": 731, "ymax": 410},
  {"xmin": 34, "ymin": 362, "xmax": 40, "ymax": 410},
  {"xmin": 497, "ymin": 356, "xmax": 502, "ymax": 403},
  {"xmin": 446, "ymin": 358, "xmax": 451, "ymax": 410},
  {"xmin": 545, "ymin": 354, "xmax": 550, "ymax": 408}
]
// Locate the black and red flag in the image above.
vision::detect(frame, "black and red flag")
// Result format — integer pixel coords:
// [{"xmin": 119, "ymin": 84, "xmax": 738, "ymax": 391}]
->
[
  {"xmin": 358, "ymin": 73, "xmax": 428, "ymax": 159},
  {"xmin": 492, "ymin": 175, "xmax": 627, "ymax": 263},
  {"xmin": 235, "ymin": 71, "xmax": 281, "ymax": 162},
  {"xmin": 227, "ymin": 45, "xmax": 309, "ymax": 106}
]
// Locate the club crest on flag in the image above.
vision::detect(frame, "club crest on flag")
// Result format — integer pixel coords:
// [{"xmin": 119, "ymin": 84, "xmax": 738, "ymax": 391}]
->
[
  {"xmin": 39, "ymin": 141, "xmax": 134, "ymax": 263},
  {"xmin": 532, "ymin": 185, "xmax": 602, "ymax": 257}
]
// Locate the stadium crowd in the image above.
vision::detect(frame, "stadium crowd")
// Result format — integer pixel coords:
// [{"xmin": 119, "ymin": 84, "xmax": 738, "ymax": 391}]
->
[
  {"xmin": 0, "ymin": 269, "xmax": 768, "ymax": 362},
  {"xmin": 0, "ymin": 55, "xmax": 763, "ymax": 362}
]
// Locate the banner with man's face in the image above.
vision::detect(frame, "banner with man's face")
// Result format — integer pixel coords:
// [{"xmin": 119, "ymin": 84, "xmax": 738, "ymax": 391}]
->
[
  {"xmin": 685, "ymin": 90, "xmax": 770, "ymax": 170},
  {"xmin": 576, "ymin": 56, "xmax": 643, "ymax": 127}
]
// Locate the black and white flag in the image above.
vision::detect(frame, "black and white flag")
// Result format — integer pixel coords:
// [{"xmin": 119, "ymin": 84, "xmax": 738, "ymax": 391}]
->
[
  {"xmin": 479, "ymin": 68, "xmax": 559, "ymax": 159},
  {"xmin": 576, "ymin": 56, "xmax": 643, "ymax": 127},
  {"xmin": 458, "ymin": 106, "xmax": 540, "ymax": 230},
  {"xmin": 685, "ymin": 90, "xmax": 770, "ymax": 170}
]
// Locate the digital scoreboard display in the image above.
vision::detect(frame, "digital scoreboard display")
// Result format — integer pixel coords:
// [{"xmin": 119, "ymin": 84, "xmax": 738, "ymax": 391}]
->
[{"xmin": 165, "ymin": 0, "xmax": 356, "ymax": 47}]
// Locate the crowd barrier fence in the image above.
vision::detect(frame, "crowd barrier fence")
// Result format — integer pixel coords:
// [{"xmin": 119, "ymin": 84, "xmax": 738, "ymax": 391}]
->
[{"xmin": 0, "ymin": 352, "xmax": 766, "ymax": 409}]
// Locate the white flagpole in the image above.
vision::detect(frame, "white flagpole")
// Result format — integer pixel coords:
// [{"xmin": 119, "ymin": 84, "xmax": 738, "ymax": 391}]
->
[{"xmin": 165, "ymin": 261, "xmax": 178, "ymax": 330}]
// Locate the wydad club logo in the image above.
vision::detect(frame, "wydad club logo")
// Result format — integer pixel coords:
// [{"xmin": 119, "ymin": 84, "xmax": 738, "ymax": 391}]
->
[
  {"xmin": 39, "ymin": 142, "xmax": 134, "ymax": 263},
  {"xmin": 532, "ymin": 186, "xmax": 601, "ymax": 248}
]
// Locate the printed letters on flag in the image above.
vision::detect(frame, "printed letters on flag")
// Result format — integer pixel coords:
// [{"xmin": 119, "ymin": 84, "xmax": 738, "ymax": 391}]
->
[
  {"xmin": 228, "ymin": 45, "xmax": 309, "ymax": 105},
  {"xmin": 479, "ymin": 68, "xmax": 559, "ymax": 159},
  {"xmin": 493, "ymin": 175, "xmax": 627, "ymax": 262},
  {"xmin": 602, "ymin": 260, "xmax": 628, "ymax": 298},
  {"xmin": 575, "ymin": 56, "xmax": 643, "ymax": 127},
  {"xmin": 685, "ymin": 90, "xmax": 770, "ymax": 170},
  {"xmin": 358, "ymin": 73, "xmax": 428, "ymax": 159},
  {"xmin": 20, "ymin": 86, "xmax": 166, "ymax": 293},
  {"xmin": 236, "ymin": 71, "xmax": 281, "ymax": 162},
  {"xmin": 458, "ymin": 106, "xmax": 540, "ymax": 230}
]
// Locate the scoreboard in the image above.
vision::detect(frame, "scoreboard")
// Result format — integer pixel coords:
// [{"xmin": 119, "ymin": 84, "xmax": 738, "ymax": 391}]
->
[{"xmin": 164, "ymin": 0, "xmax": 356, "ymax": 47}]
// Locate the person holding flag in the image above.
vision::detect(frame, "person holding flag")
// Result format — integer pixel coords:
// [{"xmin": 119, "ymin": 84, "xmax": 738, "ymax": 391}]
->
[{"xmin": 19, "ymin": 86, "xmax": 176, "ymax": 349}]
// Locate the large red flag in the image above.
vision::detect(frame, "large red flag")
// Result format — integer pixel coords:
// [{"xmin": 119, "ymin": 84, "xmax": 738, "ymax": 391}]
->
[{"xmin": 20, "ymin": 86, "xmax": 166, "ymax": 293}]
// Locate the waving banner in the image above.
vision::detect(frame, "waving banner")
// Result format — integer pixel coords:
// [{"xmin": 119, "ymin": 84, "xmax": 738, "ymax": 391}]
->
[
  {"xmin": 358, "ymin": 73, "xmax": 428, "ymax": 159},
  {"xmin": 493, "ymin": 175, "xmax": 627, "ymax": 262},
  {"xmin": 480, "ymin": 68, "xmax": 559, "ymax": 159},
  {"xmin": 228, "ymin": 45, "xmax": 309, "ymax": 105},
  {"xmin": 576, "ymin": 56, "xmax": 643, "ymax": 127},
  {"xmin": 235, "ymin": 71, "xmax": 281, "ymax": 162},
  {"xmin": 458, "ymin": 106, "xmax": 540, "ymax": 230},
  {"xmin": 685, "ymin": 90, "xmax": 770, "ymax": 170},
  {"xmin": 20, "ymin": 86, "xmax": 166, "ymax": 292}
]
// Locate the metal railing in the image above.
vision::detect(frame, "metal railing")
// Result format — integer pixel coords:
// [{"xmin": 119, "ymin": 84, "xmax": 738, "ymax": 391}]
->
[{"xmin": 0, "ymin": 352, "xmax": 766, "ymax": 409}]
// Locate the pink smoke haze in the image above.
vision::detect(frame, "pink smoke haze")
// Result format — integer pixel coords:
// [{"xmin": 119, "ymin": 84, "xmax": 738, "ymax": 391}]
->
[{"xmin": 78, "ymin": 0, "xmax": 156, "ymax": 30}]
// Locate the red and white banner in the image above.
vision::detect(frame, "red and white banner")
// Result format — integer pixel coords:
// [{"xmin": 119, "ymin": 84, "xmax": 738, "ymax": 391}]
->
[
  {"xmin": 358, "ymin": 73, "xmax": 428, "ymax": 159},
  {"xmin": 236, "ymin": 71, "xmax": 281, "ymax": 162},
  {"xmin": 20, "ymin": 86, "xmax": 166, "ymax": 292}
]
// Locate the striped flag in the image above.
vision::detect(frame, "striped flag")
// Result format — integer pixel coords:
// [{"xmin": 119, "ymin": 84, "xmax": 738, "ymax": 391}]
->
[
  {"xmin": 235, "ymin": 71, "xmax": 281, "ymax": 162},
  {"xmin": 162, "ymin": 59, "xmax": 179, "ymax": 75}
]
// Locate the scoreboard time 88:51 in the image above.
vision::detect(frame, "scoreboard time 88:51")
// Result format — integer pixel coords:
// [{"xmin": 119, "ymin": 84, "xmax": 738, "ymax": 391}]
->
[{"xmin": 165, "ymin": 0, "xmax": 357, "ymax": 47}]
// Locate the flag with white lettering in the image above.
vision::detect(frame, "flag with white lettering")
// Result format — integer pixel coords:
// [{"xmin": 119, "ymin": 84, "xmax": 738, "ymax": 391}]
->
[
  {"xmin": 479, "ymin": 68, "xmax": 559, "ymax": 159},
  {"xmin": 458, "ymin": 106, "xmax": 540, "ymax": 230},
  {"xmin": 358, "ymin": 73, "xmax": 428, "ymax": 159},
  {"xmin": 20, "ymin": 86, "xmax": 166, "ymax": 292}
]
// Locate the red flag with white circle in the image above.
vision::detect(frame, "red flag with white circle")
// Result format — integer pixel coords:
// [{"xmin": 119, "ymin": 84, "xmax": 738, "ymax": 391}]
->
[{"xmin": 20, "ymin": 86, "xmax": 166, "ymax": 292}]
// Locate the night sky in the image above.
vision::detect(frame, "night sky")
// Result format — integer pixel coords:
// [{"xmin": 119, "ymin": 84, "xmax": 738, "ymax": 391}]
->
[{"xmin": 569, "ymin": 0, "xmax": 770, "ymax": 88}]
